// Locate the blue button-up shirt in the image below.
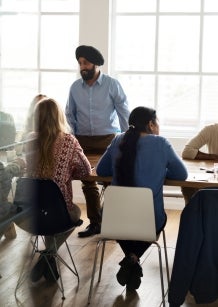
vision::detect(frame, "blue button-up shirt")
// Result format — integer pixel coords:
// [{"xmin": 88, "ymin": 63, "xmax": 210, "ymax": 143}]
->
[{"xmin": 65, "ymin": 73, "xmax": 130, "ymax": 135}]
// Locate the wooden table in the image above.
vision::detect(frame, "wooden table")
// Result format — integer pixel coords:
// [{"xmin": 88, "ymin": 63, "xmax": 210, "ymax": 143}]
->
[
  {"xmin": 1, "ymin": 155, "xmax": 217, "ymax": 239},
  {"xmin": 165, "ymin": 159, "xmax": 217, "ymax": 188},
  {"xmin": 86, "ymin": 154, "xmax": 218, "ymax": 188}
]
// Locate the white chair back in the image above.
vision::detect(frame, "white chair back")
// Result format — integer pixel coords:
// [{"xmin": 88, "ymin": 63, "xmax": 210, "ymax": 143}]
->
[{"xmin": 100, "ymin": 186, "xmax": 157, "ymax": 241}]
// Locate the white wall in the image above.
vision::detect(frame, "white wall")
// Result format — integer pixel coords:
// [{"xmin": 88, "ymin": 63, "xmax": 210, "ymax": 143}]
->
[
  {"xmin": 167, "ymin": 137, "xmax": 188, "ymax": 156},
  {"xmin": 73, "ymin": 180, "xmax": 85, "ymax": 203},
  {"xmin": 79, "ymin": 0, "xmax": 111, "ymax": 74},
  {"xmin": 163, "ymin": 137, "xmax": 188, "ymax": 210}
]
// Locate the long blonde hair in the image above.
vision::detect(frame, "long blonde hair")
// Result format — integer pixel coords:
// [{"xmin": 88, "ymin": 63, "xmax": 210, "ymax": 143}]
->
[
  {"xmin": 32, "ymin": 98, "xmax": 70, "ymax": 177},
  {"xmin": 24, "ymin": 94, "xmax": 47, "ymax": 134}
]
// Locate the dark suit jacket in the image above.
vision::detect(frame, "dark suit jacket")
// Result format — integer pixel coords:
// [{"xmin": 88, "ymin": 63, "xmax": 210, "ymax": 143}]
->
[{"xmin": 168, "ymin": 188, "xmax": 218, "ymax": 307}]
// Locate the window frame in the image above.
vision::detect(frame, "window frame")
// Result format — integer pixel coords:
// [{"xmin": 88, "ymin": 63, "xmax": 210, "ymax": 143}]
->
[{"xmin": 110, "ymin": 0, "xmax": 218, "ymax": 138}]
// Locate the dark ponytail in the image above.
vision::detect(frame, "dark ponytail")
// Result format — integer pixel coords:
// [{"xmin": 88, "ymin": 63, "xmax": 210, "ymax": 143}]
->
[
  {"xmin": 115, "ymin": 107, "xmax": 157, "ymax": 186},
  {"xmin": 115, "ymin": 126, "xmax": 140, "ymax": 186}
]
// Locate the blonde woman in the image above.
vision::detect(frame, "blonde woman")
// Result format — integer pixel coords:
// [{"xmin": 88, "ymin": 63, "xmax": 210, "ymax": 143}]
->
[
  {"xmin": 25, "ymin": 97, "xmax": 92, "ymax": 282},
  {"xmin": 22, "ymin": 94, "xmax": 47, "ymax": 139}
]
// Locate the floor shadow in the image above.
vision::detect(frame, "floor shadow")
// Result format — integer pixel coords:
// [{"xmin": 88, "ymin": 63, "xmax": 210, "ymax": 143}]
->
[{"xmin": 112, "ymin": 290, "xmax": 140, "ymax": 307}]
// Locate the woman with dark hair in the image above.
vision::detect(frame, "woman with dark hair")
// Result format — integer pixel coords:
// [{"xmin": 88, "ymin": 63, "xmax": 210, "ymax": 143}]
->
[{"xmin": 96, "ymin": 106, "xmax": 188, "ymax": 291}]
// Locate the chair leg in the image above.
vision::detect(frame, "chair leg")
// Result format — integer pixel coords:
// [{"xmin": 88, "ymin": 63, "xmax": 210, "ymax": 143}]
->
[
  {"xmin": 30, "ymin": 236, "xmax": 38, "ymax": 256},
  {"xmin": 43, "ymin": 237, "xmax": 80, "ymax": 299},
  {"xmin": 33, "ymin": 238, "xmax": 66, "ymax": 300},
  {"xmin": 16, "ymin": 233, "xmax": 80, "ymax": 301},
  {"xmin": 98, "ymin": 240, "xmax": 106, "ymax": 282},
  {"xmin": 30, "ymin": 235, "xmax": 79, "ymax": 300},
  {"xmin": 162, "ymin": 230, "xmax": 170, "ymax": 287},
  {"xmin": 99, "ymin": 185, "xmax": 105, "ymax": 203},
  {"xmin": 15, "ymin": 235, "xmax": 33, "ymax": 298},
  {"xmin": 153, "ymin": 242, "xmax": 166, "ymax": 307},
  {"xmin": 99, "ymin": 182, "xmax": 109, "ymax": 205},
  {"xmin": 87, "ymin": 240, "xmax": 103, "ymax": 305},
  {"xmin": 64, "ymin": 240, "xmax": 80, "ymax": 284},
  {"xmin": 52, "ymin": 240, "xmax": 80, "ymax": 292},
  {"xmin": 53, "ymin": 238, "xmax": 65, "ymax": 300}
]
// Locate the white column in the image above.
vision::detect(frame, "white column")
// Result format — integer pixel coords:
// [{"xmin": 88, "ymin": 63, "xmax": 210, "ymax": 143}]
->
[{"xmin": 79, "ymin": 0, "xmax": 111, "ymax": 74}]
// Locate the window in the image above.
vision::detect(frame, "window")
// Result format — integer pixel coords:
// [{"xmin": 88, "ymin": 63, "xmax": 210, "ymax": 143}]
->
[
  {"xmin": 1, "ymin": 0, "xmax": 218, "ymax": 139},
  {"xmin": 0, "ymin": 0, "xmax": 79, "ymax": 131},
  {"xmin": 111, "ymin": 0, "xmax": 218, "ymax": 137}
]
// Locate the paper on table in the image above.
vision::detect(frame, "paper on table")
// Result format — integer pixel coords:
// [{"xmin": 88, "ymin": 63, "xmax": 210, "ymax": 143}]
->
[
  {"xmin": 188, "ymin": 172, "xmax": 214, "ymax": 182},
  {"xmin": 199, "ymin": 167, "xmax": 214, "ymax": 173}
]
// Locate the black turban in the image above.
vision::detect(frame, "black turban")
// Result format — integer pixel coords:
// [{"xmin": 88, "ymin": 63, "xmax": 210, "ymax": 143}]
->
[{"xmin": 75, "ymin": 45, "xmax": 104, "ymax": 66}]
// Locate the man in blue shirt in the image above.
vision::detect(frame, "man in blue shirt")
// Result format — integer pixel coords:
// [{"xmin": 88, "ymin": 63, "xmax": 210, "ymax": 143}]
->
[{"xmin": 66, "ymin": 45, "xmax": 130, "ymax": 237}]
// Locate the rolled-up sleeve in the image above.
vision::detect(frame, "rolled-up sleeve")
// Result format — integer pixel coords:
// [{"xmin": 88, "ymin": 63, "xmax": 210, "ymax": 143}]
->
[{"xmin": 182, "ymin": 126, "xmax": 212, "ymax": 159}]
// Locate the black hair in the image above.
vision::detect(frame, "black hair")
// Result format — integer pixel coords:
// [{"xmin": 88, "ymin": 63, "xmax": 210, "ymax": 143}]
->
[{"xmin": 115, "ymin": 107, "xmax": 157, "ymax": 186}]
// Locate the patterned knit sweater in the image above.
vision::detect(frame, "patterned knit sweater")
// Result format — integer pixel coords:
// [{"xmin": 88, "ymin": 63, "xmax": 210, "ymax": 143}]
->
[{"xmin": 26, "ymin": 133, "xmax": 91, "ymax": 210}]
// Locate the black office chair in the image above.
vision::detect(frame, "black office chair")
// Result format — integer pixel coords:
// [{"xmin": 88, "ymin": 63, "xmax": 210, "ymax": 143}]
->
[{"xmin": 14, "ymin": 177, "xmax": 83, "ymax": 299}]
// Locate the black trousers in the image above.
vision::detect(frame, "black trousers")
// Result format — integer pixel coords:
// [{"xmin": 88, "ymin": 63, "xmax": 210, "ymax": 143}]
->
[{"xmin": 76, "ymin": 134, "xmax": 115, "ymax": 225}]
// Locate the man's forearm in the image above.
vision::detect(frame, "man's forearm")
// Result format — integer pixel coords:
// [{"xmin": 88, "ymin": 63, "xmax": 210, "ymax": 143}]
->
[{"xmin": 195, "ymin": 150, "xmax": 218, "ymax": 160}]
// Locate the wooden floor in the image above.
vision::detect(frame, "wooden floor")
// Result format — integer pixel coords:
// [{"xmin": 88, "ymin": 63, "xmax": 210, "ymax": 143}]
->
[{"xmin": 0, "ymin": 206, "xmax": 218, "ymax": 307}]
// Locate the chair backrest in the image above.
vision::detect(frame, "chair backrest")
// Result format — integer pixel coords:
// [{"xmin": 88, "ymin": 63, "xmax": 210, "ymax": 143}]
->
[
  {"xmin": 14, "ymin": 178, "xmax": 74, "ymax": 236},
  {"xmin": 101, "ymin": 186, "xmax": 157, "ymax": 242}
]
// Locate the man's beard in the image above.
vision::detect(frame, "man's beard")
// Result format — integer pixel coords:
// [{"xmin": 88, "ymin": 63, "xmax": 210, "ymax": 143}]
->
[{"xmin": 80, "ymin": 66, "xmax": 95, "ymax": 81}]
